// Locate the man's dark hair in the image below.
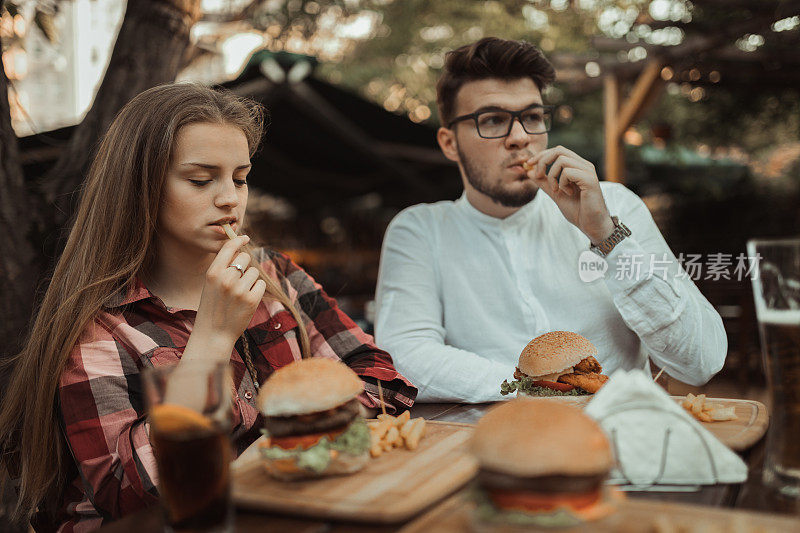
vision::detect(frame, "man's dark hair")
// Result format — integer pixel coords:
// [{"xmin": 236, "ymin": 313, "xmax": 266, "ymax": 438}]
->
[{"xmin": 436, "ymin": 37, "xmax": 556, "ymax": 126}]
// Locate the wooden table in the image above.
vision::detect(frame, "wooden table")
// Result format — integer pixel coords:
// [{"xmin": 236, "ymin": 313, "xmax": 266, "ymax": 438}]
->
[{"xmin": 99, "ymin": 402, "xmax": 799, "ymax": 533}]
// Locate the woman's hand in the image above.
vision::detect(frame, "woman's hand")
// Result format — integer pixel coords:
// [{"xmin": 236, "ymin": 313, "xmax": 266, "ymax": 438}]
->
[{"xmin": 192, "ymin": 235, "xmax": 267, "ymax": 348}]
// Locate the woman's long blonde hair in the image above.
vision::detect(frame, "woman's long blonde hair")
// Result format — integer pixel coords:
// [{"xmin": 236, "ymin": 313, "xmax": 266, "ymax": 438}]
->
[{"xmin": 0, "ymin": 83, "xmax": 310, "ymax": 522}]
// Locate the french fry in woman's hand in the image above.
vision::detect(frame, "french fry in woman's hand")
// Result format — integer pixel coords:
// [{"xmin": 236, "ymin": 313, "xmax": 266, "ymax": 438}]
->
[{"xmin": 221, "ymin": 223, "xmax": 237, "ymax": 240}]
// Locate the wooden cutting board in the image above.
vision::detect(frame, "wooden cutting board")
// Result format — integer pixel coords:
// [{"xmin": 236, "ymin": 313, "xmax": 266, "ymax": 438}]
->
[
  {"xmin": 525, "ymin": 396, "xmax": 768, "ymax": 451},
  {"xmin": 231, "ymin": 421, "xmax": 478, "ymax": 523},
  {"xmin": 400, "ymin": 492, "xmax": 800, "ymax": 532}
]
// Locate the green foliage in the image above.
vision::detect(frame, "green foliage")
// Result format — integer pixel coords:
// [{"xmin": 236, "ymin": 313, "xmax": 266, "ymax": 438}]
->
[
  {"xmin": 313, "ymin": 0, "xmax": 800, "ymax": 158},
  {"xmin": 643, "ymin": 88, "xmax": 800, "ymax": 157},
  {"xmin": 330, "ymin": 0, "xmax": 597, "ymax": 124}
]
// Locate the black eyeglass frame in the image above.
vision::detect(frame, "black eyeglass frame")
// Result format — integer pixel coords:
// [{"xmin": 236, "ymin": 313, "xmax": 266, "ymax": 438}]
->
[{"xmin": 446, "ymin": 104, "xmax": 556, "ymax": 138}]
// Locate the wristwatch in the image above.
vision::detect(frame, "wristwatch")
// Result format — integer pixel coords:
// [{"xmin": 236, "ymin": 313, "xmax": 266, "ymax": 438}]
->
[{"xmin": 590, "ymin": 216, "xmax": 631, "ymax": 257}]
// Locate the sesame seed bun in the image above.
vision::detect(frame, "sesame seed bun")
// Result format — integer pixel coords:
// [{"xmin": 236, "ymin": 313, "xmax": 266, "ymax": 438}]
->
[
  {"xmin": 258, "ymin": 358, "xmax": 364, "ymax": 417},
  {"xmin": 469, "ymin": 398, "xmax": 613, "ymax": 477},
  {"xmin": 518, "ymin": 331, "xmax": 597, "ymax": 377}
]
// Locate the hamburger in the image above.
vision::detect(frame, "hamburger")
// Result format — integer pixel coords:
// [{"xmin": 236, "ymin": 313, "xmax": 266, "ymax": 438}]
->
[
  {"xmin": 256, "ymin": 358, "xmax": 371, "ymax": 480},
  {"xmin": 469, "ymin": 398, "xmax": 618, "ymax": 527},
  {"xmin": 500, "ymin": 331, "xmax": 609, "ymax": 397}
]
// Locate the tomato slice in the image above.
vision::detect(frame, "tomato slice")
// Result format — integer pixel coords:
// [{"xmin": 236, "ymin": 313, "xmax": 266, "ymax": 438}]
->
[
  {"xmin": 488, "ymin": 488, "xmax": 600, "ymax": 513},
  {"xmin": 531, "ymin": 380, "xmax": 575, "ymax": 392},
  {"xmin": 271, "ymin": 427, "xmax": 345, "ymax": 450}
]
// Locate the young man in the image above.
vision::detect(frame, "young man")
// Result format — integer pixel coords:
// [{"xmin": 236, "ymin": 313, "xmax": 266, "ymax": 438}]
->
[{"xmin": 375, "ymin": 37, "xmax": 726, "ymax": 403}]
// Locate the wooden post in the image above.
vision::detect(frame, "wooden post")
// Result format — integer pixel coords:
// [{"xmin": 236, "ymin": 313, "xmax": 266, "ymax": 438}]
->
[
  {"xmin": 616, "ymin": 60, "xmax": 665, "ymax": 138},
  {"xmin": 604, "ymin": 59, "xmax": 666, "ymax": 184}
]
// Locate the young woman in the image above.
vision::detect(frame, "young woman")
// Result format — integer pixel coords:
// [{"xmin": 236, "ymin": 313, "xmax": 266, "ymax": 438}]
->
[{"xmin": 0, "ymin": 83, "xmax": 416, "ymax": 531}]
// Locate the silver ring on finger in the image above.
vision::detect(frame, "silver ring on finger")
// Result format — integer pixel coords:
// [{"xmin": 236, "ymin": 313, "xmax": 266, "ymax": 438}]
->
[{"xmin": 229, "ymin": 263, "xmax": 245, "ymax": 275}]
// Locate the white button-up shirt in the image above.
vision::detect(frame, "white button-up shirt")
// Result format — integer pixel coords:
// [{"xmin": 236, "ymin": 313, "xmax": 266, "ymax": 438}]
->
[{"xmin": 375, "ymin": 182, "xmax": 727, "ymax": 402}]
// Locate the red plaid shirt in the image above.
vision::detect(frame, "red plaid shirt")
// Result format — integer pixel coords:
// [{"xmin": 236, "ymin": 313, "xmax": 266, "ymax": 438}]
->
[{"xmin": 47, "ymin": 250, "xmax": 416, "ymax": 532}]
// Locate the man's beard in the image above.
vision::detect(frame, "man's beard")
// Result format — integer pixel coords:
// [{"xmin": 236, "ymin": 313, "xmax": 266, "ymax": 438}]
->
[{"xmin": 457, "ymin": 145, "xmax": 537, "ymax": 208}]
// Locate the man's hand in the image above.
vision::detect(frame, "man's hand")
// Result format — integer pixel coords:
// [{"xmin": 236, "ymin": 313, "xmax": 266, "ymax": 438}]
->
[{"xmin": 525, "ymin": 146, "xmax": 615, "ymax": 244}]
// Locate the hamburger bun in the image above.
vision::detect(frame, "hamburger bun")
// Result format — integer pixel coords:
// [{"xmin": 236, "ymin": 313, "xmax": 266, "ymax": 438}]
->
[
  {"xmin": 518, "ymin": 331, "xmax": 597, "ymax": 377},
  {"xmin": 469, "ymin": 398, "xmax": 613, "ymax": 477},
  {"xmin": 258, "ymin": 358, "xmax": 363, "ymax": 417}
]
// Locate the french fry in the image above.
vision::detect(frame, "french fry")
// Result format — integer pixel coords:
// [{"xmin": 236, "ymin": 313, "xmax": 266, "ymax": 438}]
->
[
  {"xmin": 385, "ymin": 426, "xmax": 401, "ymax": 448},
  {"xmin": 399, "ymin": 418, "xmax": 415, "ymax": 440},
  {"xmin": 696, "ymin": 410, "xmax": 713, "ymax": 423},
  {"xmin": 709, "ymin": 406, "xmax": 737, "ymax": 421},
  {"xmin": 221, "ymin": 223, "xmax": 237, "ymax": 240},
  {"xmin": 680, "ymin": 393, "xmax": 738, "ymax": 423},
  {"xmin": 394, "ymin": 410, "xmax": 411, "ymax": 427},
  {"xmin": 369, "ymin": 415, "xmax": 429, "ymax": 456},
  {"xmin": 370, "ymin": 441, "xmax": 383, "ymax": 458},
  {"xmin": 691, "ymin": 395, "xmax": 705, "ymax": 415},
  {"xmin": 405, "ymin": 418, "xmax": 426, "ymax": 451},
  {"xmin": 371, "ymin": 418, "xmax": 392, "ymax": 440}
]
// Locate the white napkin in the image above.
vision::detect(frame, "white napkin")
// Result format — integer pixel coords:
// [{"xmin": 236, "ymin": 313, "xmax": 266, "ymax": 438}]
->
[{"xmin": 584, "ymin": 369, "xmax": 747, "ymax": 486}]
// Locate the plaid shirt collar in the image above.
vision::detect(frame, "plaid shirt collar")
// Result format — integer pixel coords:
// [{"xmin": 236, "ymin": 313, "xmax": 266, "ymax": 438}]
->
[{"xmin": 104, "ymin": 277, "xmax": 188, "ymax": 314}]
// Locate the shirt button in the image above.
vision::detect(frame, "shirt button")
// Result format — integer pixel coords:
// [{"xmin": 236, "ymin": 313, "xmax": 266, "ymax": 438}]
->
[
  {"xmin": 273, "ymin": 322, "xmax": 281, "ymax": 330},
  {"xmin": 244, "ymin": 391, "xmax": 253, "ymax": 400}
]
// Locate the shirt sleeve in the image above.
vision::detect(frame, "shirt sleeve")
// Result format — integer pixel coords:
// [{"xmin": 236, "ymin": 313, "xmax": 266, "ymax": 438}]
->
[
  {"xmin": 375, "ymin": 208, "xmax": 516, "ymax": 403},
  {"xmin": 601, "ymin": 183, "xmax": 728, "ymax": 385},
  {"xmin": 269, "ymin": 251, "xmax": 418, "ymax": 413},
  {"xmin": 58, "ymin": 316, "xmax": 159, "ymax": 521}
]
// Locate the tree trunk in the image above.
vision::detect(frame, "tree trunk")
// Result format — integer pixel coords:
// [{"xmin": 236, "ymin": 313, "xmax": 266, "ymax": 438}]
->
[
  {"xmin": 41, "ymin": 0, "xmax": 202, "ymax": 224},
  {"xmin": 0, "ymin": 0, "xmax": 201, "ymax": 361},
  {"xmin": 0, "ymin": 0, "xmax": 45, "ymax": 368}
]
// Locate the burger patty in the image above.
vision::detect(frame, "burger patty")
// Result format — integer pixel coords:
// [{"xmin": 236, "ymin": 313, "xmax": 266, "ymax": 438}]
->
[
  {"xmin": 477, "ymin": 468, "xmax": 606, "ymax": 495},
  {"xmin": 264, "ymin": 398, "xmax": 362, "ymax": 438}
]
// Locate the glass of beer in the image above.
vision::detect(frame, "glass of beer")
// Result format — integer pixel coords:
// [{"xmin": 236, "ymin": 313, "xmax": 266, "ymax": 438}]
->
[
  {"xmin": 748, "ymin": 238, "xmax": 800, "ymax": 497},
  {"xmin": 143, "ymin": 362, "xmax": 234, "ymax": 532}
]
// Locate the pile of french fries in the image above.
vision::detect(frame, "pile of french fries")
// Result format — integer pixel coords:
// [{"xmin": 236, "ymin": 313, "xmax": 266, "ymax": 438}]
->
[
  {"xmin": 681, "ymin": 393, "xmax": 738, "ymax": 422},
  {"xmin": 367, "ymin": 411, "xmax": 427, "ymax": 457}
]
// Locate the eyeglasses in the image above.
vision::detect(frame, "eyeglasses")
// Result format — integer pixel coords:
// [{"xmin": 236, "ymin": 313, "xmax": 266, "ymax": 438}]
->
[{"xmin": 447, "ymin": 104, "xmax": 554, "ymax": 139}]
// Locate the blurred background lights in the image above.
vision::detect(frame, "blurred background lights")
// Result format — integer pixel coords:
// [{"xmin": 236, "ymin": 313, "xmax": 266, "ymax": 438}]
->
[
  {"xmin": 624, "ymin": 128, "xmax": 644, "ymax": 146},
  {"xmin": 736, "ymin": 33, "xmax": 765, "ymax": 52},
  {"xmin": 772, "ymin": 16, "xmax": 800, "ymax": 32},
  {"xmin": 585, "ymin": 61, "xmax": 601, "ymax": 77},
  {"xmin": 689, "ymin": 86, "xmax": 705, "ymax": 102},
  {"xmin": 222, "ymin": 33, "xmax": 265, "ymax": 76}
]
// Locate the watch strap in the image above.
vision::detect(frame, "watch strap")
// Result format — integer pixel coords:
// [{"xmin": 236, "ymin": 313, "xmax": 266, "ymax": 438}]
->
[{"xmin": 590, "ymin": 216, "xmax": 631, "ymax": 257}]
